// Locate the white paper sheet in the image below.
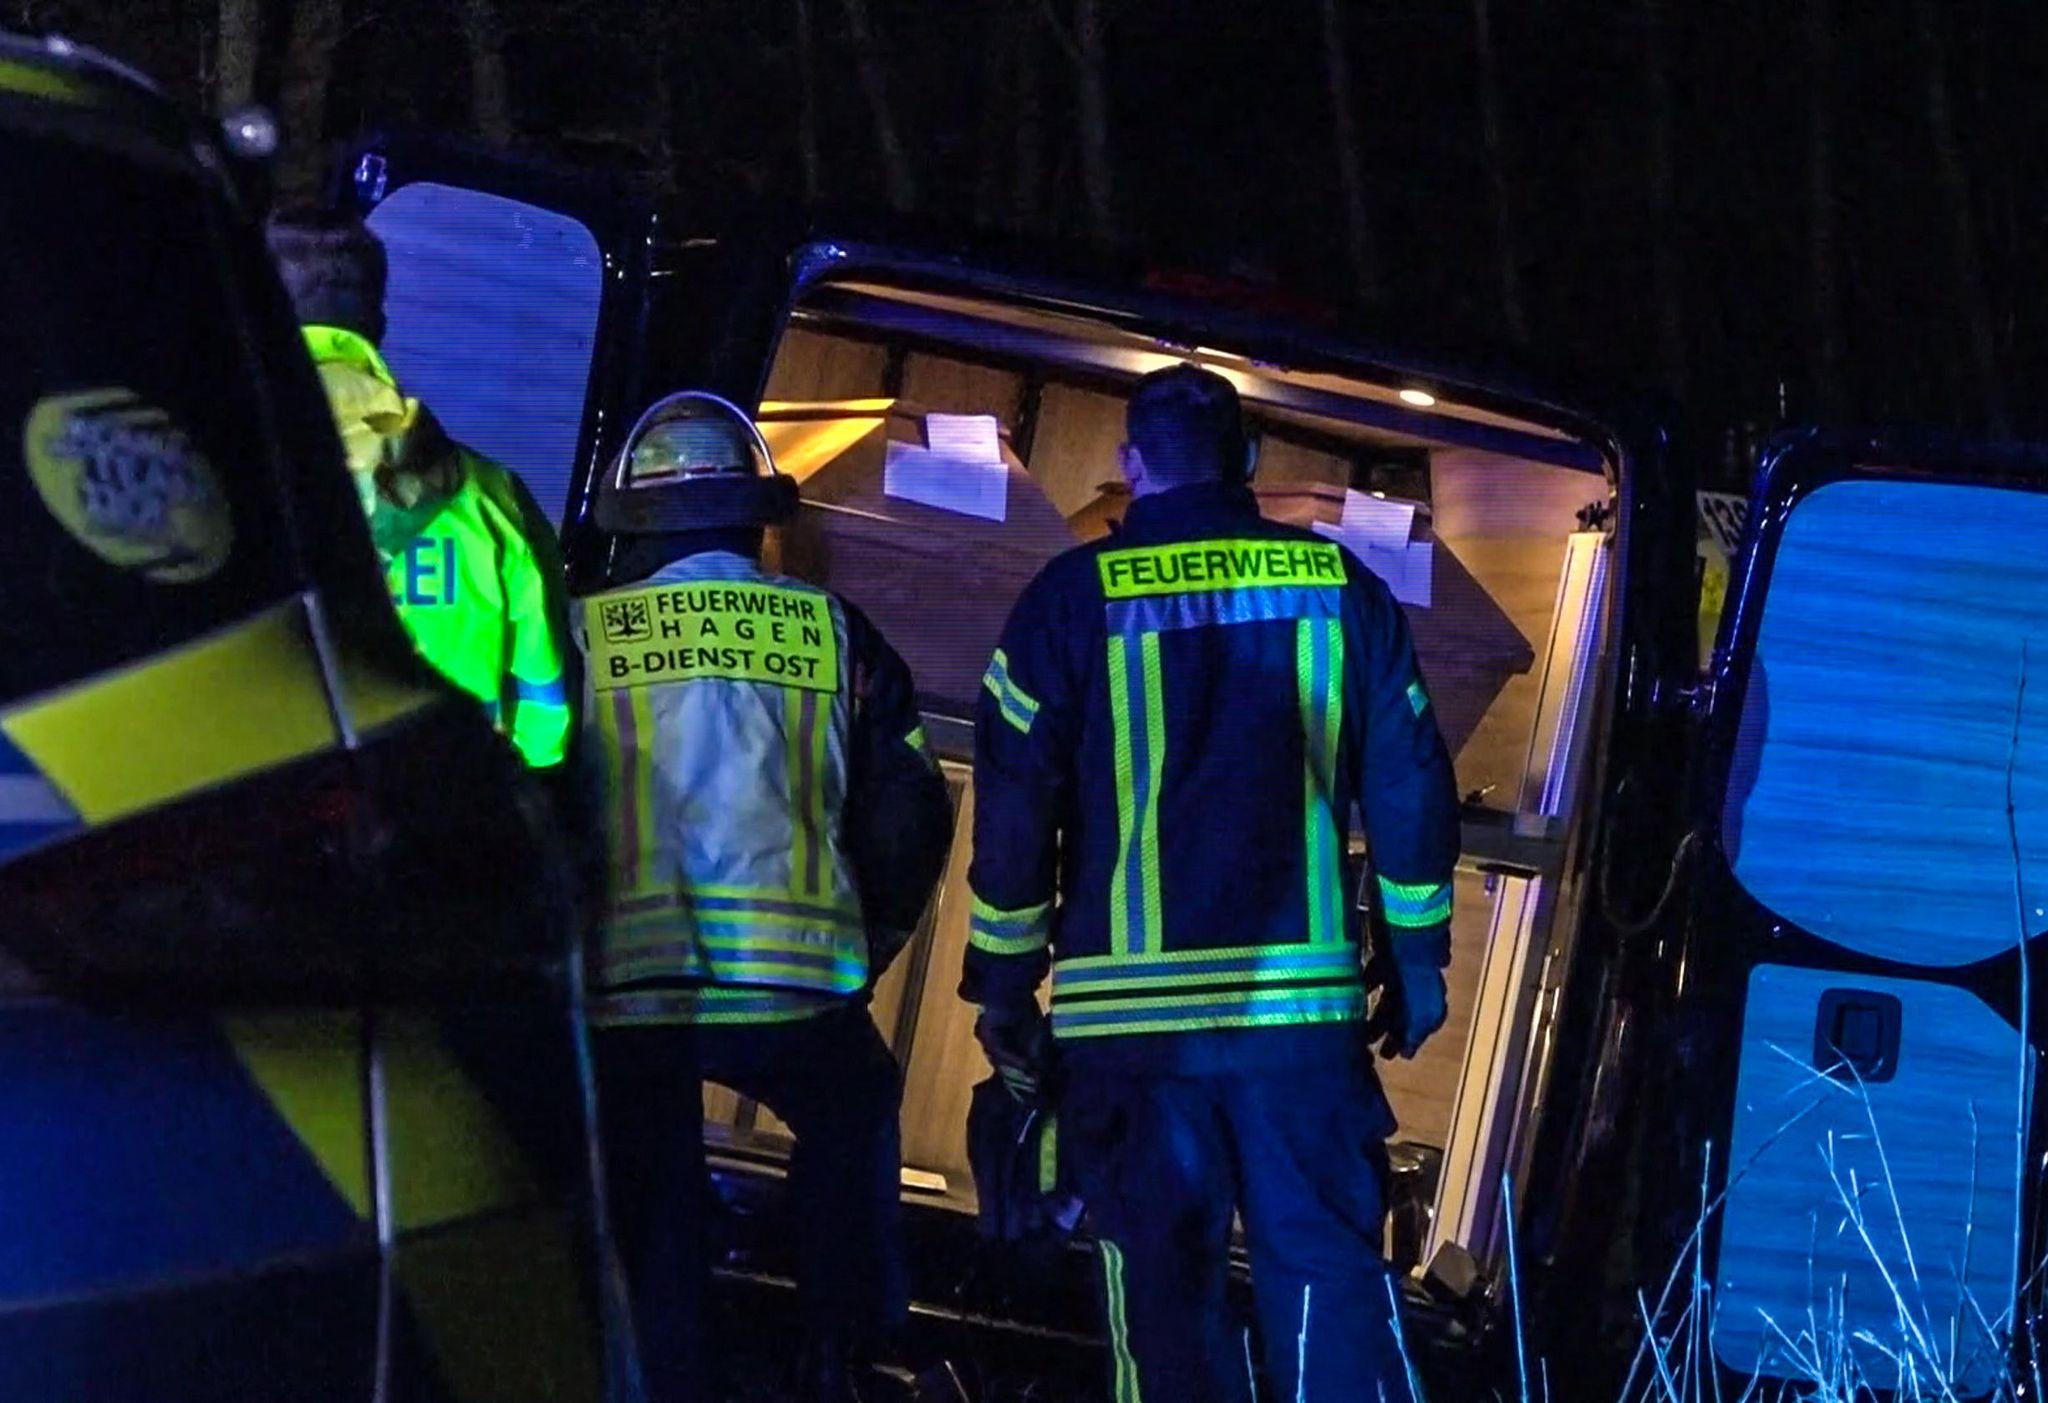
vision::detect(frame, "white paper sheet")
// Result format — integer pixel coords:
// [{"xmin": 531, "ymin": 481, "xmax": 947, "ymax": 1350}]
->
[
  {"xmin": 1315, "ymin": 521, "xmax": 1435, "ymax": 608},
  {"xmin": 883, "ymin": 439, "xmax": 1009, "ymax": 522},
  {"xmin": 923, "ymin": 413, "xmax": 1004, "ymax": 463},
  {"xmin": 1339, "ymin": 490, "xmax": 1417, "ymax": 552}
]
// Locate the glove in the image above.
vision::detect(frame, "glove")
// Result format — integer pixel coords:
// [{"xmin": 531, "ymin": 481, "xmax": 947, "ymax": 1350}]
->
[
  {"xmin": 1378, "ymin": 955, "xmax": 1448, "ymax": 1060},
  {"xmin": 975, "ymin": 1002, "xmax": 1054, "ymax": 1106}
]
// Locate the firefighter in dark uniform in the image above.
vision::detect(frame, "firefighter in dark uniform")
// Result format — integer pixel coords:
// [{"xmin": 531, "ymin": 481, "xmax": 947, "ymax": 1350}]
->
[
  {"xmin": 581, "ymin": 394, "xmax": 953, "ymax": 1403},
  {"xmin": 963, "ymin": 365, "xmax": 1460, "ymax": 1402}
]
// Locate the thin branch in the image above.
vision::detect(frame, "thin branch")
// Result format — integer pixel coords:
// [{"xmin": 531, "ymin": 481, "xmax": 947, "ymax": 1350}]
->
[{"xmin": 1035, "ymin": 0, "xmax": 1082, "ymax": 66}]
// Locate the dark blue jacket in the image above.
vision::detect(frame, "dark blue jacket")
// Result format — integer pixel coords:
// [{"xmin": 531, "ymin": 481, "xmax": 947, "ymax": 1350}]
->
[{"xmin": 962, "ymin": 480, "xmax": 1459, "ymax": 1072}]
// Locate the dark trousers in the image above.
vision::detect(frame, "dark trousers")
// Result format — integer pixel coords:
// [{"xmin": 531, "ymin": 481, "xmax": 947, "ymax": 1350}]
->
[
  {"xmin": 595, "ymin": 1005, "xmax": 907, "ymax": 1402},
  {"xmin": 1062, "ymin": 1060, "xmax": 1412, "ymax": 1403}
]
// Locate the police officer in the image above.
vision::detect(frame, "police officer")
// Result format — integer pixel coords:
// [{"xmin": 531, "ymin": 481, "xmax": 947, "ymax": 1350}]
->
[
  {"xmin": 266, "ymin": 206, "xmax": 575, "ymax": 770},
  {"xmin": 963, "ymin": 364, "xmax": 1459, "ymax": 1402},
  {"xmin": 581, "ymin": 394, "xmax": 952, "ymax": 1403}
]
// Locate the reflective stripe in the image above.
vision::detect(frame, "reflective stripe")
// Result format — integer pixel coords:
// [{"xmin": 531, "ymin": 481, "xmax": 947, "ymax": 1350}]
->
[
  {"xmin": 1136, "ymin": 636, "xmax": 1165, "ymax": 954},
  {"xmin": 1406, "ymin": 678, "xmax": 1431, "ymax": 717},
  {"xmin": 1107, "ymin": 633, "xmax": 1165, "ymax": 956},
  {"xmin": 1100, "ymin": 1240, "xmax": 1142, "ymax": 1403},
  {"xmin": 1054, "ymin": 942, "xmax": 1362, "ymax": 992},
  {"xmin": 613, "ymin": 890, "xmax": 862, "ymax": 926},
  {"xmin": 982, "ymin": 649, "xmax": 1040, "ymax": 735},
  {"xmin": 1, "ymin": 598, "xmax": 340, "ymax": 826},
  {"xmin": 0, "ymin": 57, "xmax": 93, "ymax": 103},
  {"xmin": 594, "ymin": 693, "xmax": 624, "ymax": 885},
  {"xmin": 1299, "ymin": 616, "xmax": 1345, "ymax": 946},
  {"xmin": 512, "ymin": 672, "xmax": 570, "ymax": 708},
  {"xmin": 590, "ymin": 988, "xmax": 835, "ymax": 1027},
  {"xmin": 600, "ymin": 879, "xmax": 869, "ymax": 996},
  {"xmin": 1379, "ymin": 876, "xmax": 1453, "ymax": 928},
  {"xmin": 1053, "ymin": 943, "xmax": 1366, "ymax": 1038},
  {"xmin": 969, "ymin": 893, "xmax": 1053, "ymax": 955},
  {"xmin": 598, "ymin": 688, "xmax": 655, "ymax": 897},
  {"xmin": 603, "ymin": 928, "xmax": 861, "ymax": 959},
  {"xmin": 599, "ymin": 935, "xmax": 866, "ymax": 995},
  {"xmin": 1038, "ymin": 1113, "xmax": 1059, "ymax": 1196},
  {"xmin": 1107, "ymin": 635, "xmax": 1136, "ymax": 956},
  {"xmin": 786, "ymin": 687, "xmax": 829, "ymax": 898},
  {"xmin": 1105, "ymin": 585, "xmax": 1339, "ymax": 635},
  {"xmin": 1052, "ymin": 985, "xmax": 1368, "ymax": 1040}
]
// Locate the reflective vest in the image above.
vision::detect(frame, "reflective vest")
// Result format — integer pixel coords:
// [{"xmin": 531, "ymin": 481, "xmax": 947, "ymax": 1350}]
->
[
  {"xmin": 369, "ymin": 453, "xmax": 574, "ymax": 769},
  {"xmin": 301, "ymin": 324, "xmax": 572, "ymax": 769},
  {"xmin": 580, "ymin": 552, "xmax": 870, "ymax": 1026}
]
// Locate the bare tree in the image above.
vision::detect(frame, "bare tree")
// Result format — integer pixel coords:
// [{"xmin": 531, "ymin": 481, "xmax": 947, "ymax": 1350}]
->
[
  {"xmin": 974, "ymin": 11, "xmax": 1011, "ymax": 228},
  {"xmin": 276, "ymin": 0, "xmax": 343, "ymax": 198},
  {"xmin": 1040, "ymin": 0, "xmax": 1117, "ymax": 247},
  {"xmin": 1911, "ymin": 0, "xmax": 2008, "ymax": 432},
  {"xmin": 1072, "ymin": 0, "xmax": 1115, "ymax": 247},
  {"xmin": 1317, "ymin": 0, "xmax": 1376, "ymax": 301},
  {"xmin": 215, "ymin": 0, "xmax": 261, "ymax": 112},
  {"xmin": 1011, "ymin": 20, "xmax": 1045, "ymax": 237},
  {"xmin": 1641, "ymin": 0, "xmax": 1688, "ymax": 396},
  {"xmin": 1803, "ymin": 0, "xmax": 1848, "ymax": 421},
  {"xmin": 971, "ymin": 11, "xmax": 1043, "ymax": 235},
  {"xmin": 1473, "ymin": 0, "xmax": 1527, "ymax": 342},
  {"xmin": 839, "ymin": 0, "xmax": 917, "ymax": 212},
  {"xmin": 793, "ymin": 0, "xmax": 822, "ymax": 203},
  {"xmin": 458, "ymin": 0, "xmax": 516, "ymax": 148}
]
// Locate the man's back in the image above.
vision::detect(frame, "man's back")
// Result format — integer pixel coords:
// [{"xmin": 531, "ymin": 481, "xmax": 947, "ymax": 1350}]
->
[
  {"xmin": 580, "ymin": 547, "xmax": 949, "ymax": 1026},
  {"xmin": 965, "ymin": 478, "xmax": 1460, "ymax": 1067}
]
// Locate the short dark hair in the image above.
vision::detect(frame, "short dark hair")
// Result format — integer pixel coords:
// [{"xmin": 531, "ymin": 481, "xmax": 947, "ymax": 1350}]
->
[
  {"xmin": 264, "ymin": 202, "xmax": 389, "ymax": 343},
  {"xmin": 1125, "ymin": 363, "xmax": 1246, "ymax": 486}
]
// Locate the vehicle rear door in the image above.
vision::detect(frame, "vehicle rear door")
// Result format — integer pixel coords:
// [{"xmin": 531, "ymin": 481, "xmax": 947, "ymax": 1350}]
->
[
  {"xmin": 341, "ymin": 133, "xmax": 653, "ymax": 543},
  {"xmin": 1696, "ymin": 436, "xmax": 2048, "ymax": 1394}
]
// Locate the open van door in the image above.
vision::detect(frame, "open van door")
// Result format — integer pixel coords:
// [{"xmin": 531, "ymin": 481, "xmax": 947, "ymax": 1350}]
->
[
  {"xmin": 340, "ymin": 133, "xmax": 653, "ymax": 541},
  {"xmin": 1694, "ymin": 434, "xmax": 2048, "ymax": 1394}
]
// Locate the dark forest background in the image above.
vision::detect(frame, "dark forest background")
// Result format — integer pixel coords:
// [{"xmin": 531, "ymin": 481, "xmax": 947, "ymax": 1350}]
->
[{"xmin": 20, "ymin": 0, "xmax": 2048, "ymax": 484}]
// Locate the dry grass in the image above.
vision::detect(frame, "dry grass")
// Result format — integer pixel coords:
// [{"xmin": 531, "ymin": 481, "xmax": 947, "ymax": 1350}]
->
[{"xmin": 1388, "ymin": 1064, "xmax": 2037, "ymax": 1403}]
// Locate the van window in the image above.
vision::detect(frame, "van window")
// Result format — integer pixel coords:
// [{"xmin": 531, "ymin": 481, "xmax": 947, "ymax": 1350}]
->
[
  {"xmin": 1723, "ymin": 479, "xmax": 2048, "ymax": 966},
  {"xmin": 367, "ymin": 182, "xmax": 602, "ymax": 530},
  {"xmin": 0, "ymin": 129, "xmax": 299, "ymax": 707}
]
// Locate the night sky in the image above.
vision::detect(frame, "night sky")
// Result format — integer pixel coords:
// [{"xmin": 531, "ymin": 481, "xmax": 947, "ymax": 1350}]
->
[{"xmin": 25, "ymin": 0, "xmax": 2048, "ymax": 478}]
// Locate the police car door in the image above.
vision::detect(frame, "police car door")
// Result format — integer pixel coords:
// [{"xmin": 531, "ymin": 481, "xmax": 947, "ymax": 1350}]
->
[{"xmin": 1696, "ymin": 435, "xmax": 2048, "ymax": 1394}]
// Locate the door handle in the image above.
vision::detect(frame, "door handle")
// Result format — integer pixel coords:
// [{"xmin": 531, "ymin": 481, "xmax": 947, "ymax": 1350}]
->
[{"xmin": 1814, "ymin": 988, "xmax": 1902, "ymax": 1084}]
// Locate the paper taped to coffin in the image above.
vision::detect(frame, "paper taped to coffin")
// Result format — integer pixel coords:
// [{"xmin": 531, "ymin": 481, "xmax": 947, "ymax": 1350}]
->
[
  {"xmin": 1070, "ymin": 480, "xmax": 1534, "ymax": 758},
  {"xmin": 1252, "ymin": 482, "xmax": 1534, "ymax": 757},
  {"xmin": 761, "ymin": 399, "xmax": 1079, "ymax": 714}
]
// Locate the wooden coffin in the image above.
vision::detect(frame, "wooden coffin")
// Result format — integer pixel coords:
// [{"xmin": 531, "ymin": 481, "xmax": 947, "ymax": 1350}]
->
[{"xmin": 760, "ymin": 399, "xmax": 1080, "ymax": 718}]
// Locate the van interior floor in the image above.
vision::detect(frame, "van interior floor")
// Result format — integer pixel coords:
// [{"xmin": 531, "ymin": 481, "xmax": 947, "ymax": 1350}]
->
[{"xmin": 703, "ymin": 1162, "xmax": 1489, "ymax": 1403}]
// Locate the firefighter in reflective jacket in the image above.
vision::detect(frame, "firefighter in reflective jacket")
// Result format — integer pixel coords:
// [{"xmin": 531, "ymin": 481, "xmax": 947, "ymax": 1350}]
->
[
  {"xmin": 964, "ymin": 365, "xmax": 1460, "ymax": 1403},
  {"xmin": 265, "ymin": 207, "xmax": 574, "ymax": 770},
  {"xmin": 580, "ymin": 393, "xmax": 952, "ymax": 1403}
]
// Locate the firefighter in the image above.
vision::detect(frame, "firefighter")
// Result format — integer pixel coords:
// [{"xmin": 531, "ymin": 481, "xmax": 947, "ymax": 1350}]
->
[
  {"xmin": 265, "ymin": 206, "xmax": 575, "ymax": 771},
  {"xmin": 579, "ymin": 393, "xmax": 952, "ymax": 1403},
  {"xmin": 963, "ymin": 364, "xmax": 1460, "ymax": 1402}
]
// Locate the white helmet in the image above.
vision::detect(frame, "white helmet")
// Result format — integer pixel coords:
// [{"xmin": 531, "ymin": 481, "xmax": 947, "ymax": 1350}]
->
[{"xmin": 595, "ymin": 391, "xmax": 797, "ymax": 534}]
